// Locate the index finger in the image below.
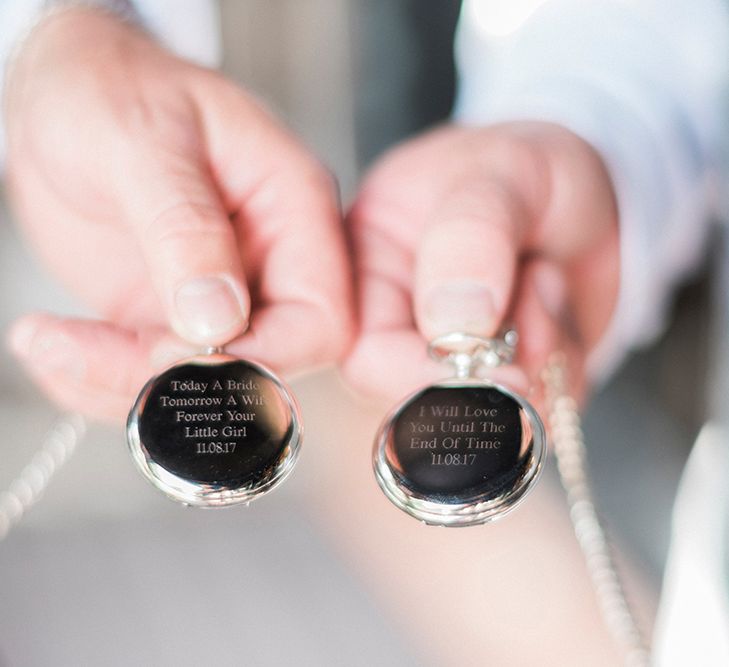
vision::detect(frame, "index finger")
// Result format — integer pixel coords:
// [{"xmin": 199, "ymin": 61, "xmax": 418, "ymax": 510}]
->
[{"xmin": 197, "ymin": 81, "xmax": 354, "ymax": 370}]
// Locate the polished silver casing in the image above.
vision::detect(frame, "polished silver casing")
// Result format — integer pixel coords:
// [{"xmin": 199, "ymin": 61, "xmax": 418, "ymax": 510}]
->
[
  {"xmin": 127, "ymin": 354, "xmax": 302, "ymax": 508},
  {"xmin": 373, "ymin": 377, "xmax": 546, "ymax": 527}
]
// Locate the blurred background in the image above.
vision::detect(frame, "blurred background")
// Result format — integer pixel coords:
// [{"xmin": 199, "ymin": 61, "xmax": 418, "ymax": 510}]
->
[{"xmin": 0, "ymin": 1, "xmax": 716, "ymax": 665}]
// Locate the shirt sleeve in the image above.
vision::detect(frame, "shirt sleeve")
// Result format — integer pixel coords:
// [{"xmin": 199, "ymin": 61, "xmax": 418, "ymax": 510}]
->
[
  {"xmin": 0, "ymin": 0, "xmax": 221, "ymax": 170},
  {"xmin": 454, "ymin": 0, "xmax": 729, "ymax": 380}
]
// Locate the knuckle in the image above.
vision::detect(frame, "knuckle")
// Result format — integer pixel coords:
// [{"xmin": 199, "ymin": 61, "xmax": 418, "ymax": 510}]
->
[
  {"xmin": 435, "ymin": 179, "xmax": 523, "ymax": 243},
  {"xmin": 477, "ymin": 126, "xmax": 539, "ymax": 167},
  {"xmin": 477, "ymin": 185, "xmax": 522, "ymax": 236},
  {"xmin": 143, "ymin": 200, "xmax": 227, "ymax": 248},
  {"xmin": 348, "ymin": 187, "xmax": 411, "ymax": 238},
  {"xmin": 298, "ymin": 161, "xmax": 339, "ymax": 200},
  {"xmin": 474, "ymin": 127, "xmax": 548, "ymax": 191}
]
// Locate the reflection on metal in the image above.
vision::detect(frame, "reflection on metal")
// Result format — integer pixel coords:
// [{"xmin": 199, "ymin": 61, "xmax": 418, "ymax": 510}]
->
[
  {"xmin": 127, "ymin": 353, "xmax": 302, "ymax": 508},
  {"xmin": 374, "ymin": 331, "xmax": 546, "ymax": 526}
]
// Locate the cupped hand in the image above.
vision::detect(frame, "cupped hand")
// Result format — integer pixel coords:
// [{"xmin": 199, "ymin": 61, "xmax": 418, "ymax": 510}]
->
[
  {"xmin": 343, "ymin": 122, "xmax": 620, "ymax": 411},
  {"xmin": 3, "ymin": 8, "xmax": 352, "ymax": 420}
]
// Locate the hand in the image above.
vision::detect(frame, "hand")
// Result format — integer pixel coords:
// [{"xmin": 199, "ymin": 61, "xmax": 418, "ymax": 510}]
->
[
  {"xmin": 343, "ymin": 122, "xmax": 620, "ymax": 410},
  {"xmin": 3, "ymin": 8, "xmax": 352, "ymax": 420}
]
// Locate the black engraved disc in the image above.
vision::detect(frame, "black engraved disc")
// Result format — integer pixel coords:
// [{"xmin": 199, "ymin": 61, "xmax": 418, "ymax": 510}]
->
[
  {"xmin": 374, "ymin": 380, "xmax": 545, "ymax": 525},
  {"xmin": 385, "ymin": 385, "xmax": 528, "ymax": 500},
  {"xmin": 127, "ymin": 355, "xmax": 301, "ymax": 506}
]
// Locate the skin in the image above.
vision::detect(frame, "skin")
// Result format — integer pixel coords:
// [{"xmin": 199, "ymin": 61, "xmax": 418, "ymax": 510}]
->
[
  {"xmin": 3, "ymin": 11, "xmax": 620, "ymax": 420},
  {"xmin": 3, "ymin": 8, "xmax": 354, "ymax": 420},
  {"xmin": 343, "ymin": 123, "xmax": 620, "ymax": 413},
  {"xmin": 1, "ymin": 9, "xmax": 630, "ymax": 666}
]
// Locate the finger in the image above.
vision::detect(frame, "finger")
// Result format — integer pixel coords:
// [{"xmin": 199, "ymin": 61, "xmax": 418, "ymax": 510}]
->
[
  {"xmin": 118, "ymin": 145, "xmax": 250, "ymax": 347},
  {"xmin": 345, "ymin": 189, "xmax": 529, "ymax": 399},
  {"xmin": 352, "ymin": 123, "xmax": 617, "ymax": 257},
  {"xmin": 567, "ymin": 224, "xmax": 621, "ymax": 353},
  {"xmin": 340, "ymin": 205, "xmax": 426, "ymax": 398},
  {"xmin": 414, "ymin": 178, "xmax": 527, "ymax": 339},
  {"xmin": 231, "ymin": 166, "xmax": 352, "ymax": 368},
  {"xmin": 226, "ymin": 301, "xmax": 346, "ymax": 374},
  {"xmin": 523, "ymin": 123, "xmax": 617, "ymax": 257},
  {"xmin": 5, "ymin": 313, "xmax": 191, "ymax": 421},
  {"xmin": 509, "ymin": 258, "xmax": 586, "ymax": 416},
  {"xmin": 199, "ymin": 88, "xmax": 354, "ymax": 368},
  {"xmin": 341, "ymin": 329, "xmax": 444, "ymax": 402},
  {"xmin": 6, "ymin": 159, "xmax": 163, "ymax": 328},
  {"xmin": 352, "ymin": 124, "xmax": 617, "ymax": 346},
  {"xmin": 342, "ymin": 326, "xmax": 531, "ymax": 404}
]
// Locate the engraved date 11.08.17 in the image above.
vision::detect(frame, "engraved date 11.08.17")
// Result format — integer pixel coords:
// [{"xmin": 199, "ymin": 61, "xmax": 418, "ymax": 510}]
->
[
  {"xmin": 430, "ymin": 452, "xmax": 477, "ymax": 466},
  {"xmin": 196, "ymin": 441, "xmax": 238, "ymax": 454}
]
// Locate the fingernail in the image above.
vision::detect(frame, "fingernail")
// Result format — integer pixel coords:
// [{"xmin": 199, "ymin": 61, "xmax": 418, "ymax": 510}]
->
[
  {"xmin": 174, "ymin": 275, "xmax": 246, "ymax": 343},
  {"xmin": 534, "ymin": 264, "xmax": 567, "ymax": 320},
  {"xmin": 7, "ymin": 319, "xmax": 85, "ymax": 381},
  {"xmin": 422, "ymin": 281, "xmax": 495, "ymax": 337}
]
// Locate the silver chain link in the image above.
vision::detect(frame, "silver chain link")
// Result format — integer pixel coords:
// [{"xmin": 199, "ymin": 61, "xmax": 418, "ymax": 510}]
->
[
  {"xmin": 0, "ymin": 413, "xmax": 86, "ymax": 542},
  {"xmin": 544, "ymin": 354, "xmax": 651, "ymax": 666},
  {"xmin": 1, "ymin": 357, "xmax": 649, "ymax": 665}
]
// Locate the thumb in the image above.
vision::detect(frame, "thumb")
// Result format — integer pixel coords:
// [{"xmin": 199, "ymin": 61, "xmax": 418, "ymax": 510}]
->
[
  {"xmin": 119, "ymin": 148, "xmax": 250, "ymax": 346},
  {"xmin": 414, "ymin": 178, "xmax": 526, "ymax": 340}
]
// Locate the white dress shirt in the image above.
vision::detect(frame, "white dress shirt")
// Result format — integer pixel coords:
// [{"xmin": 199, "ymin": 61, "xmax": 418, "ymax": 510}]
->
[
  {"xmin": 1, "ymin": 0, "xmax": 728, "ymax": 662},
  {"xmin": 455, "ymin": 1, "xmax": 729, "ymax": 664},
  {"xmin": 456, "ymin": 0, "xmax": 729, "ymax": 381}
]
